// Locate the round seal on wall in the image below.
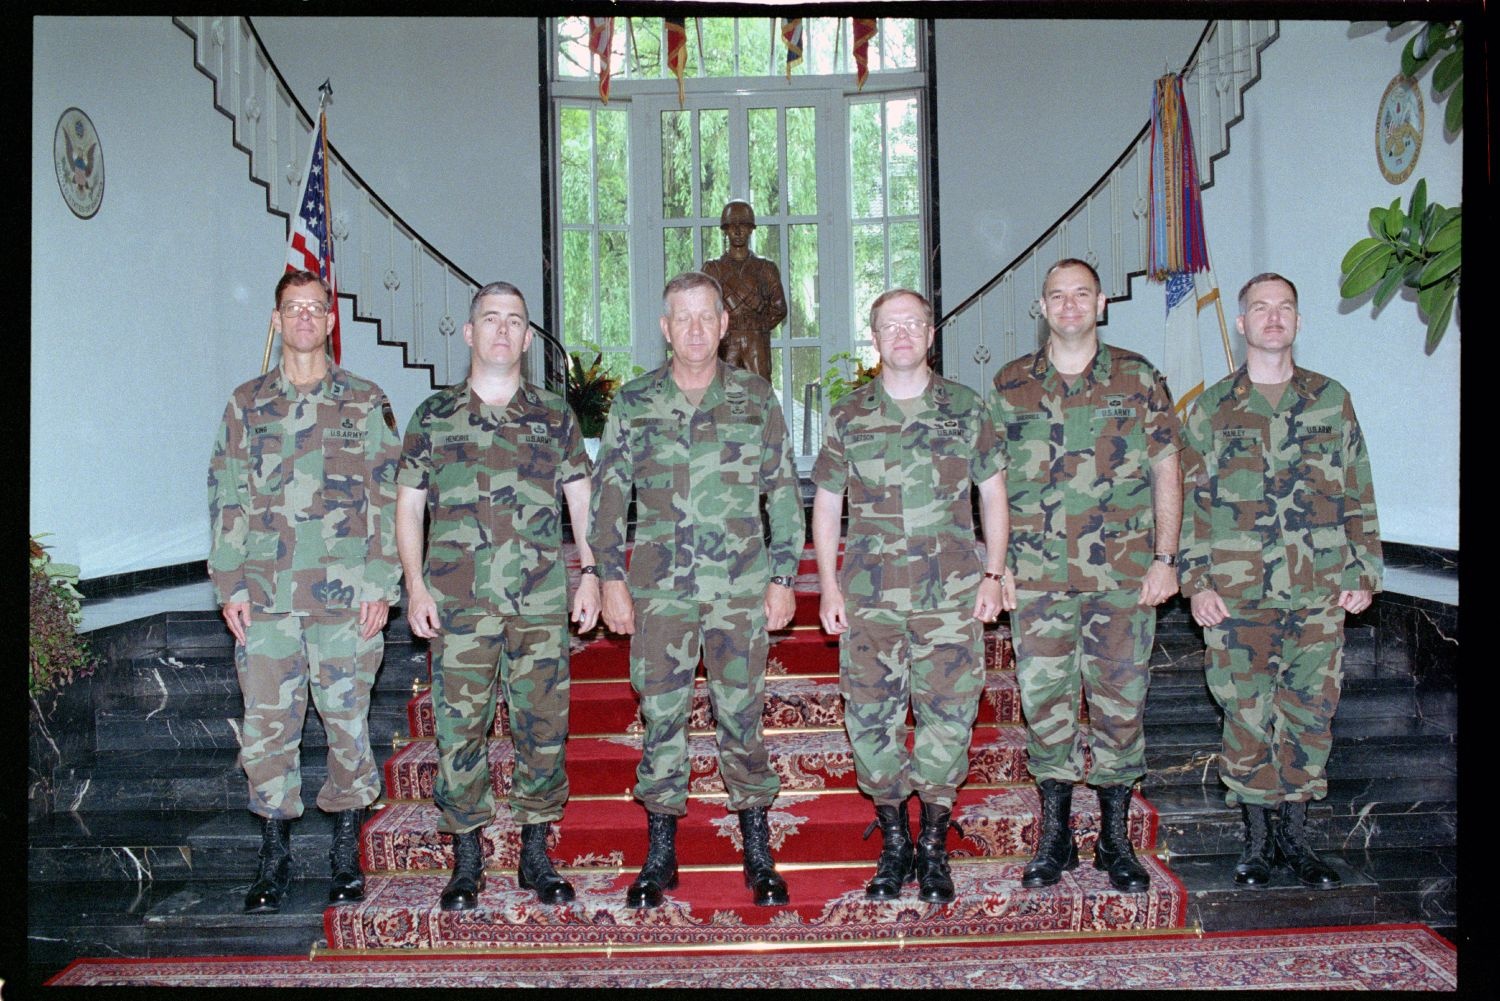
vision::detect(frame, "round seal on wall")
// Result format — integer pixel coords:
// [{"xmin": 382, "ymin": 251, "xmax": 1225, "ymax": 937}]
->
[
  {"xmin": 1376, "ymin": 75, "xmax": 1423, "ymax": 185},
  {"xmin": 54, "ymin": 107, "xmax": 105, "ymax": 219}
]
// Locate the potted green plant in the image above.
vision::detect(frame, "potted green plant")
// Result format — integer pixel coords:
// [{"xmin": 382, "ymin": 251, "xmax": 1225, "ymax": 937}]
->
[
  {"xmin": 820, "ymin": 351, "xmax": 882, "ymax": 405},
  {"xmin": 566, "ymin": 348, "xmax": 620, "ymax": 458},
  {"xmin": 30, "ymin": 535, "xmax": 95, "ymax": 699}
]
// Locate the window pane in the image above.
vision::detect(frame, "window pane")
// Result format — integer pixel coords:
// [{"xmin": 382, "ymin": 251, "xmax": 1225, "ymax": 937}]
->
[
  {"xmin": 600, "ymin": 352, "xmax": 636, "ymax": 386},
  {"xmin": 786, "ymin": 107, "xmax": 817, "ymax": 215},
  {"xmin": 849, "ymin": 102, "xmax": 884, "ymax": 218},
  {"xmin": 700, "ymin": 109, "xmax": 729, "ymax": 216},
  {"xmin": 701, "ymin": 224, "xmax": 723, "ymax": 264},
  {"xmin": 556, "ymin": 17, "xmax": 591, "ymax": 78},
  {"xmin": 889, "ymin": 221, "xmax": 921, "ymax": 291},
  {"xmin": 886, "ymin": 98, "xmax": 920, "ymax": 216},
  {"xmin": 791, "ymin": 345, "xmax": 822, "ymax": 445},
  {"xmin": 748, "ymin": 108, "xmax": 780, "ymax": 215},
  {"xmin": 559, "ymin": 107, "xmax": 593, "ymax": 225},
  {"xmin": 853, "ymin": 223, "xmax": 886, "ymax": 327},
  {"xmin": 596, "ymin": 109, "xmax": 629, "ymax": 224},
  {"xmin": 807, "ymin": 18, "xmax": 844, "ymax": 74},
  {"xmin": 756, "ymin": 223, "xmax": 782, "ymax": 274},
  {"xmin": 663, "ymin": 227, "xmax": 694, "ymax": 283},
  {"xmin": 770, "ymin": 345, "xmax": 784, "ymax": 395},
  {"xmin": 882, "ymin": 19, "xmax": 917, "ymax": 70},
  {"xmin": 661, "ymin": 110, "xmax": 691, "ymax": 218},
  {"xmin": 599, "ymin": 230, "xmax": 631, "ymax": 347},
  {"xmin": 628, "ymin": 17, "xmax": 662, "ymax": 77},
  {"xmin": 788, "ymin": 223, "xmax": 819, "ymax": 340},
  {"xmin": 700, "ymin": 18, "xmax": 737, "ymax": 77},
  {"xmin": 738, "ymin": 17, "xmax": 772, "ymax": 76},
  {"xmin": 562, "ymin": 229, "xmax": 595, "ymax": 345}
]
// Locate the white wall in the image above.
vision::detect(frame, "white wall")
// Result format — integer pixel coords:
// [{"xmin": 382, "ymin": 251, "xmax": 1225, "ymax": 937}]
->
[
  {"xmin": 1077, "ymin": 22, "xmax": 1462, "ymax": 549},
  {"xmin": 31, "ymin": 17, "xmax": 457, "ymax": 577},
  {"xmin": 934, "ymin": 19, "xmax": 1207, "ymax": 312},
  {"xmin": 253, "ymin": 17, "xmax": 547, "ymax": 309}
]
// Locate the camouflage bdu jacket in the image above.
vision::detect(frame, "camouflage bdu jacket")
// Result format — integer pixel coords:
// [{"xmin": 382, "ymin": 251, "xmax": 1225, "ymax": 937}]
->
[
  {"xmin": 989, "ymin": 343, "xmax": 1182, "ymax": 592},
  {"xmin": 398, "ymin": 381, "xmax": 590, "ymax": 617},
  {"xmin": 590, "ymin": 361, "xmax": 802, "ymax": 602},
  {"xmin": 812, "ymin": 375, "xmax": 1004, "ymax": 612},
  {"xmin": 1179, "ymin": 366, "xmax": 1382, "ymax": 606},
  {"xmin": 208, "ymin": 366, "xmax": 402, "ymax": 612}
]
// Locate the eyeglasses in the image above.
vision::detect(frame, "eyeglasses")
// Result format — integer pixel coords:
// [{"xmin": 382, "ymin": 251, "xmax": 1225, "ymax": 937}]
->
[
  {"xmin": 279, "ymin": 300, "xmax": 331, "ymax": 318},
  {"xmin": 875, "ymin": 318, "xmax": 928, "ymax": 338}
]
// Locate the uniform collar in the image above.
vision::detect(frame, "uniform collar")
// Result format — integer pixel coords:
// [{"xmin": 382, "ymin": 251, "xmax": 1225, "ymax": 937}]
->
[
  {"xmin": 455, "ymin": 377, "xmax": 540, "ymax": 415},
  {"xmin": 861, "ymin": 371, "xmax": 949, "ymax": 420},
  {"xmin": 1032, "ymin": 341, "xmax": 1111, "ymax": 392},
  {"xmin": 1229, "ymin": 364, "xmax": 1317, "ymax": 404},
  {"xmin": 657, "ymin": 359, "xmax": 727, "ymax": 410},
  {"xmin": 266, "ymin": 364, "xmax": 343, "ymax": 403}
]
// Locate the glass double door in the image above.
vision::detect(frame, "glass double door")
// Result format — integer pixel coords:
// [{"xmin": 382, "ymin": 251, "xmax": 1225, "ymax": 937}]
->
[{"xmin": 630, "ymin": 92, "xmax": 849, "ymax": 457}]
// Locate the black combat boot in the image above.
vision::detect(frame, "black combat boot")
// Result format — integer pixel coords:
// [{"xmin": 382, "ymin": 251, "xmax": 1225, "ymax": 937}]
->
[
  {"xmin": 1093, "ymin": 784, "xmax": 1150, "ymax": 892},
  {"xmin": 1021, "ymin": 779, "xmax": 1079, "ymax": 888},
  {"xmin": 1274, "ymin": 800, "xmax": 1340, "ymax": 887},
  {"xmin": 739, "ymin": 807, "xmax": 790, "ymax": 906},
  {"xmin": 863, "ymin": 799, "xmax": 915, "ymax": 900},
  {"xmin": 914, "ymin": 799, "xmax": 956, "ymax": 904},
  {"xmin": 517, "ymin": 823, "xmax": 575, "ymax": 904},
  {"xmin": 244, "ymin": 816, "xmax": 293, "ymax": 913},
  {"xmin": 439, "ymin": 829, "xmax": 486, "ymax": 911},
  {"xmin": 1232, "ymin": 804, "xmax": 1275, "ymax": 887},
  {"xmin": 327, "ymin": 807, "xmax": 366, "ymax": 903},
  {"xmin": 626, "ymin": 812, "xmax": 679, "ymax": 909}
]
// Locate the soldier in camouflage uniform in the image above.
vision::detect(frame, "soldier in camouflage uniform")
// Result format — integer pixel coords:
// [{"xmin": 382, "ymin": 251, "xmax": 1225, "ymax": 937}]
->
[
  {"xmin": 812, "ymin": 288, "xmax": 1012, "ymax": 904},
  {"xmin": 208, "ymin": 269, "xmax": 402, "ymax": 913},
  {"xmin": 1180, "ymin": 272, "xmax": 1381, "ymax": 889},
  {"xmin": 987, "ymin": 258, "xmax": 1183, "ymax": 893},
  {"xmin": 395, "ymin": 282, "xmax": 601, "ymax": 910},
  {"xmin": 590, "ymin": 271, "xmax": 803, "ymax": 909}
]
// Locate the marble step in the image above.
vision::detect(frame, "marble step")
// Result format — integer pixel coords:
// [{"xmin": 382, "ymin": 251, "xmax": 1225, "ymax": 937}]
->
[
  {"xmin": 1143, "ymin": 716, "xmax": 1457, "ymax": 787},
  {"xmin": 28, "ymin": 810, "xmax": 210, "ymax": 883},
  {"xmin": 383, "ymin": 724, "xmax": 1035, "ymax": 801},
  {"xmin": 102, "ymin": 645, "xmax": 430, "ymax": 700},
  {"xmin": 323, "ymin": 855, "xmax": 1187, "ymax": 951},
  {"xmin": 357, "ymin": 785, "xmax": 1158, "ymax": 875},
  {"xmin": 1171, "ymin": 844, "xmax": 1456, "ymax": 932},
  {"xmin": 91, "ymin": 689, "xmax": 416, "ymax": 753},
  {"xmin": 1144, "ymin": 774, "xmax": 1458, "ymax": 857}
]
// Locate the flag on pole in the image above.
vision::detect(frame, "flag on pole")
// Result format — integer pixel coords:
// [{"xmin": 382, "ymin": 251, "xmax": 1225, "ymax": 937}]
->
[
  {"xmin": 665, "ymin": 17, "xmax": 688, "ymax": 107},
  {"xmin": 852, "ymin": 18, "xmax": 877, "ymax": 91},
  {"xmin": 782, "ymin": 17, "xmax": 804, "ymax": 80},
  {"xmin": 1163, "ymin": 269, "xmax": 1216, "ymax": 415},
  {"xmin": 589, "ymin": 17, "xmax": 614, "ymax": 103},
  {"xmin": 286, "ymin": 100, "xmax": 340, "ymax": 364}
]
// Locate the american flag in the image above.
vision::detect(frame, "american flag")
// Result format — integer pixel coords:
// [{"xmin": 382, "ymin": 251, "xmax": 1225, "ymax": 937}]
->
[{"xmin": 287, "ymin": 110, "xmax": 340, "ymax": 363}]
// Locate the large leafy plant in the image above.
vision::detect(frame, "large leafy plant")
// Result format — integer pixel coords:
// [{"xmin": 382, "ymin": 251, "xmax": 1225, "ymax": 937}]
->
[
  {"xmin": 1399, "ymin": 20, "xmax": 1463, "ymax": 135},
  {"xmin": 566, "ymin": 348, "xmax": 620, "ymax": 439},
  {"xmin": 29, "ymin": 535, "xmax": 96, "ymax": 697}
]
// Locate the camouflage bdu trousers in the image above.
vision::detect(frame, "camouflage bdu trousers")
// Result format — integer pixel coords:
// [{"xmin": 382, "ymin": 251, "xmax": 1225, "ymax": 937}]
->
[
  {"xmin": 234, "ymin": 612, "xmax": 383, "ymax": 819},
  {"xmin": 841, "ymin": 606, "xmax": 984, "ymax": 808},
  {"xmin": 631, "ymin": 595, "xmax": 780, "ymax": 816},
  {"xmin": 431, "ymin": 606, "xmax": 570, "ymax": 833},
  {"xmin": 1011, "ymin": 588, "xmax": 1154, "ymax": 786},
  {"xmin": 1204, "ymin": 602, "xmax": 1345, "ymax": 808}
]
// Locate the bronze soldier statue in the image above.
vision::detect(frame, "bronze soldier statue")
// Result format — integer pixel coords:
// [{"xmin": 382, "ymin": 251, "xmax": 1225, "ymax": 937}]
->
[{"xmin": 701, "ymin": 199, "xmax": 787, "ymax": 382}]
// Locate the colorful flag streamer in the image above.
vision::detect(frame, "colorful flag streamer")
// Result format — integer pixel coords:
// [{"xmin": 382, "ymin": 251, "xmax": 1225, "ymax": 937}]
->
[
  {"xmin": 782, "ymin": 17, "xmax": 804, "ymax": 80},
  {"xmin": 665, "ymin": 17, "xmax": 688, "ymax": 107},
  {"xmin": 852, "ymin": 18, "xmax": 877, "ymax": 91},
  {"xmin": 588, "ymin": 17, "xmax": 613, "ymax": 103},
  {"xmin": 1147, "ymin": 73, "xmax": 1210, "ymax": 278}
]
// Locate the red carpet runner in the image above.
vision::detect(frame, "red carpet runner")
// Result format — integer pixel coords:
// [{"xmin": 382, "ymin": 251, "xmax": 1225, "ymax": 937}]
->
[
  {"xmin": 49, "ymin": 926, "xmax": 1458, "ymax": 988},
  {"xmin": 322, "ymin": 551, "xmax": 1188, "ymax": 953}
]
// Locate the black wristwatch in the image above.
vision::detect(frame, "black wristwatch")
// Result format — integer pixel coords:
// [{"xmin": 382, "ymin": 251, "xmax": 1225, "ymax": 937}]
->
[
  {"xmin": 580, "ymin": 565, "xmax": 598, "ymax": 576},
  {"xmin": 1153, "ymin": 553, "xmax": 1178, "ymax": 567},
  {"xmin": 769, "ymin": 575, "xmax": 796, "ymax": 588}
]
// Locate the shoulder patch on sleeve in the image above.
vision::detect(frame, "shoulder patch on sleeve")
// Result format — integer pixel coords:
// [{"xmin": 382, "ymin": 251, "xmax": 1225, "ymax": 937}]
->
[{"xmin": 382, "ymin": 400, "xmax": 398, "ymax": 434}]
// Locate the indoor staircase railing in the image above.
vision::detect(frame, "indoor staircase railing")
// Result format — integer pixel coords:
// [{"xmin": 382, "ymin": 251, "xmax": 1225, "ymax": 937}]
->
[
  {"xmin": 936, "ymin": 19, "xmax": 1279, "ymax": 388},
  {"xmin": 173, "ymin": 15, "xmax": 567, "ymax": 392}
]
